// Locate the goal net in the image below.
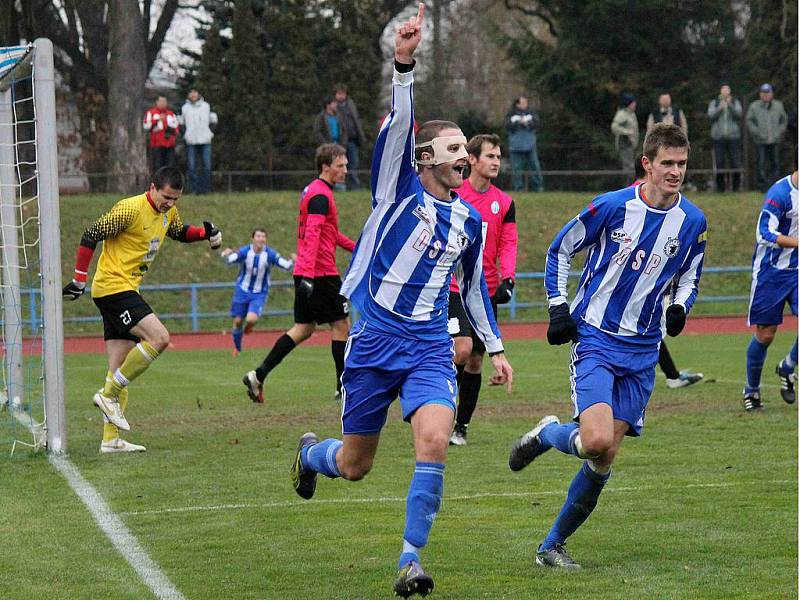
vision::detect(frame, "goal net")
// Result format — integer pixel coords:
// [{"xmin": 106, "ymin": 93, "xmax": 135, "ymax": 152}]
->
[{"xmin": 0, "ymin": 39, "xmax": 66, "ymax": 455}]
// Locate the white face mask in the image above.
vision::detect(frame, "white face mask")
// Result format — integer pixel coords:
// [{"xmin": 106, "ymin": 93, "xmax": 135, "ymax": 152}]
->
[{"xmin": 416, "ymin": 135, "xmax": 468, "ymax": 166}]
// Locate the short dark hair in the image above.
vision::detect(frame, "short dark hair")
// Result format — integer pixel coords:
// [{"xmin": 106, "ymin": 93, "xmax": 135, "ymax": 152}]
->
[
  {"xmin": 333, "ymin": 83, "xmax": 347, "ymax": 93},
  {"xmin": 251, "ymin": 228, "xmax": 267, "ymax": 238},
  {"xmin": 151, "ymin": 166, "xmax": 184, "ymax": 190},
  {"xmin": 415, "ymin": 120, "xmax": 460, "ymax": 163},
  {"xmin": 322, "ymin": 95, "xmax": 335, "ymax": 109},
  {"xmin": 466, "ymin": 134, "xmax": 501, "ymax": 158},
  {"xmin": 643, "ymin": 123, "xmax": 690, "ymax": 161},
  {"xmin": 316, "ymin": 143, "xmax": 346, "ymax": 172}
]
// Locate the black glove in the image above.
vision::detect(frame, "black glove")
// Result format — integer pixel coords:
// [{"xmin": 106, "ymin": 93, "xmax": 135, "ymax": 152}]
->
[
  {"xmin": 547, "ymin": 303, "xmax": 578, "ymax": 345},
  {"xmin": 298, "ymin": 277, "xmax": 314, "ymax": 300},
  {"xmin": 62, "ymin": 280, "xmax": 86, "ymax": 301},
  {"xmin": 493, "ymin": 278, "xmax": 515, "ymax": 305},
  {"xmin": 203, "ymin": 221, "xmax": 222, "ymax": 249},
  {"xmin": 665, "ymin": 304, "xmax": 686, "ymax": 337}
]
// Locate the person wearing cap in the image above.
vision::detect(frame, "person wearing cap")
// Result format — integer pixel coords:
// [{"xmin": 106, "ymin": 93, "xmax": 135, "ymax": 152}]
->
[
  {"xmin": 708, "ymin": 84, "xmax": 743, "ymax": 192},
  {"xmin": 746, "ymin": 83, "xmax": 788, "ymax": 192},
  {"xmin": 611, "ymin": 93, "xmax": 639, "ymax": 182}
]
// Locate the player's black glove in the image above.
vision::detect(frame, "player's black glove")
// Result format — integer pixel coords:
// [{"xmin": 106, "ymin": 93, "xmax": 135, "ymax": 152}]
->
[
  {"xmin": 298, "ymin": 277, "xmax": 314, "ymax": 300},
  {"xmin": 665, "ymin": 304, "xmax": 686, "ymax": 337},
  {"xmin": 62, "ymin": 280, "xmax": 86, "ymax": 301},
  {"xmin": 493, "ymin": 278, "xmax": 515, "ymax": 305},
  {"xmin": 547, "ymin": 303, "xmax": 578, "ymax": 345},
  {"xmin": 203, "ymin": 221, "xmax": 222, "ymax": 249}
]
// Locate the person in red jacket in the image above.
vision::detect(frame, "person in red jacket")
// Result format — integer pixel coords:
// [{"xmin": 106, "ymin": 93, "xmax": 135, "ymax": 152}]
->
[
  {"xmin": 143, "ymin": 96, "xmax": 179, "ymax": 174},
  {"xmin": 243, "ymin": 144, "xmax": 355, "ymax": 403},
  {"xmin": 448, "ymin": 133, "xmax": 518, "ymax": 445}
]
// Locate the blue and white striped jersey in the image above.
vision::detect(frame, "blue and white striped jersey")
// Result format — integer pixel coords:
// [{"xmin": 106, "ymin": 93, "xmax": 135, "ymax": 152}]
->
[
  {"xmin": 752, "ymin": 174, "xmax": 798, "ymax": 276},
  {"xmin": 340, "ymin": 66, "xmax": 503, "ymax": 352},
  {"xmin": 545, "ymin": 184, "xmax": 707, "ymax": 345},
  {"xmin": 226, "ymin": 245, "xmax": 293, "ymax": 294}
]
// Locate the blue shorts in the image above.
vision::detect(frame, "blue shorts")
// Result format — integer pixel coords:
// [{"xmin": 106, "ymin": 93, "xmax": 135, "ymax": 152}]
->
[
  {"xmin": 230, "ymin": 288, "xmax": 268, "ymax": 319},
  {"xmin": 748, "ymin": 268, "xmax": 798, "ymax": 326},
  {"xmin": 569, "ymin": 340, "xmax": 659, "ymax": 437},
  {"xmin": 340, "ymin": 320, "xmax": 457, "ymax": 435}
]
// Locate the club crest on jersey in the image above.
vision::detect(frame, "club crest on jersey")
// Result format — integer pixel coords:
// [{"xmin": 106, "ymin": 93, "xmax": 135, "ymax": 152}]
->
[
  {"xmin": 611, "ymin": 228, "xmax": 631, "ymax": 244},
  {"xmin": 412, "ymin": 205, "xmax": 434, "ymax": 226},
  {"xmin": 162, "ymin": 214, "xmax": 168, "ymax": 227},
  {"xmin": 491, "ymin": 200, "xmax": 500, "ymax": 215},
  {"xmin": 456, "ymin": 230, "xmax": 469, "ymax": 249},
  {"xmin": 664, "ymin": 237, "xmax": 681, "ymax": 257}
]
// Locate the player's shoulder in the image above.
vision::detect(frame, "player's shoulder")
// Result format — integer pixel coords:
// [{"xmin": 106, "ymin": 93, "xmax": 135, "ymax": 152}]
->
[
  {"xmin": 584, "ymin": 186, "xmax": 634, "ymax": 216},
  {"xmin": 676, "ymin": 194, "xmax": 707, "ymax": 225},
  {"xmin": 765, "ymin": 175, "xmax": 794, "ymax": 205}
]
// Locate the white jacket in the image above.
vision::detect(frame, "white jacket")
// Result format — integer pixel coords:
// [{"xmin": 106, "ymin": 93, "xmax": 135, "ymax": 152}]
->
[{"xmin": 178, "ymin": 97, "xmax": 218, "ymax": 145}]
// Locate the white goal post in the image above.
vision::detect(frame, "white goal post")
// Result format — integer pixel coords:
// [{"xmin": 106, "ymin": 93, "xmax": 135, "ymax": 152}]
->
[{"xmin": 0, "ymin": 38, "xmax": 66, "ymax": 454}]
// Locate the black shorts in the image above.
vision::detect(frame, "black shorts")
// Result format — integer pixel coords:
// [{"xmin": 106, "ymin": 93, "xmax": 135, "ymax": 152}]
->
[
  {"xmin": 293, "ymin": 275, "xmax": 349, "ymax": 325},
  {"xmin": 93, "ymin": 291, "xmax": 153, "ymax": 342},
  {"xmin": 447, "ymin": 291, "xmax": 498, "ymax": 354}
]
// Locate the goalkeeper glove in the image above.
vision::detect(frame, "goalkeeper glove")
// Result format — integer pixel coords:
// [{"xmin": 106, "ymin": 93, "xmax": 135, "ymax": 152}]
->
[
  {"xmin": 62, "ymin": 280, "xmax": 86, "ymax": 301},
  {"xmin": 298, "ymin": 277, "xmax": 314, "ymax": 300},
  {"xmin": 665, "ymin": 304, "xmax": 686, "ymax": 337},
  {"xmin": 547, "ymin": 303, "xmax": 578, "ymax": 345},
  {"xmin": 203, "ymin": 221, "xmax": 222, "ymax": 249},
  {"xmin": 493, "ymin": 278, "xmax": 515, "ymax": 304}
]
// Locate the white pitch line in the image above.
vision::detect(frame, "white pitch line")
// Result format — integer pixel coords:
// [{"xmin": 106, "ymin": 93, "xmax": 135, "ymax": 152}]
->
[{"xmin": 120, "ymin": 479, "xmax": 795, "ymax": 518}]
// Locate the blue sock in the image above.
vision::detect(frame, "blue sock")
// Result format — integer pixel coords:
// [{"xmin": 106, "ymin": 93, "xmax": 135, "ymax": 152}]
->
[
  {"xmin": 542, "ymin": 461, "xmax": 610, "ymax": 550},
  {"xmin": 232, "ymin": 328, "xmax": 243, "ymax": 352},
  {"xmin": 779, "ymin": 339, "xmax": 798, "ymax": 374},
  {"xmin": 746, "ymin": 336, "xmax": 769, "ymax": 393},
  {"xmin": 538, "ymin": 422, "xmax": 581, "ymax": 456},
  {"xmin": 400, "ymin": 462, "xmax": 444, "ymax": 568},
  {"xmin": 301, "ymin": 438, "xmax": 343, "ymax": 479}
]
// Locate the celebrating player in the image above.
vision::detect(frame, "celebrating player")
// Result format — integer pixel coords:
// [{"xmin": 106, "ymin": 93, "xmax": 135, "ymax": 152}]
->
[
  {"xmin": 221, "ymin": 228, "xmax": 294, "ymax": 356},
  {"xmin": 288, "ymin": 5, "xmax": 512, "ymax": 597},
  {"xmin": 62, "ymin": 167, "xmax": 222, "ymax": 453},
  {"xmin": 508, "ymin": 124, "xmax": 707, "ymax": 570},
  {"xmin": 743, "ymin": 171, "xmax": 798, "ymax": 411},
  {"xmin": 243, "ymin": 144, "xmax": 355, "ymax": 403},
  {"xmin": 448, "ymin": 133, "xmax": 518, "ymax": 445}
]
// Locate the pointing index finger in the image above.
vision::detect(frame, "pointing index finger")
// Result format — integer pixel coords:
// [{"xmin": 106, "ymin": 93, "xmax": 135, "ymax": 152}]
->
[{"xmin": 416, "ymin": 3, "xmax": 425, "ymax": 25}]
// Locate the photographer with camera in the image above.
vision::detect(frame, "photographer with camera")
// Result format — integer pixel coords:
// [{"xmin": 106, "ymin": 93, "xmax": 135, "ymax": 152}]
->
[{"xmin": 143, "ymin": 96, "xmax": 179, "ymax": 174}]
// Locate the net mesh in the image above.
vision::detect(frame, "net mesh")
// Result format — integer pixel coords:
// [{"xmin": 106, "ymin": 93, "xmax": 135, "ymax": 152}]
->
[{"xmin": 0, "ymin": 44, "xmax": 46, "ymax": 454}]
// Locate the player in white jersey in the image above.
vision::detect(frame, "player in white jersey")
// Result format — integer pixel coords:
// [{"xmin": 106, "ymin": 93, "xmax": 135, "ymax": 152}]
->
[
  {"xmin": 508, "ymin": 124, "xmax": 707, "ymax": 570},
  {"xmin": 288, "ymin": 6, "xmax": 513, "ymax": 596}
]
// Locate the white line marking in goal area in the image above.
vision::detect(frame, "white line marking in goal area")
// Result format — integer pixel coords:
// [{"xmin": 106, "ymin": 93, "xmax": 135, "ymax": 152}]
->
[
  {"xmin": 120, "ymin": 479, "xmax": 795, "ymax": 518},
  {"xmin": 48, "ymin": 455, "xmax": 187, "ymax": 600}
]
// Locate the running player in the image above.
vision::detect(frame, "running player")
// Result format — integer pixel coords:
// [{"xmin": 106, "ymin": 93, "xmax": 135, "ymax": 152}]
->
[
  {"xmin": 221, "ymin": 228, "xmax": 294, "ymax": 356},
  {"xmin": 448, "ymin": 133, "xmax": 518, "ymax": 445},
  {"xmin": 242, "ymin": 144, "xmax": 355, "ymax": 402},
  {"xmin": 62, "ymin": 167, "xmax": 222, "ymax": 453},
  {"xmin": 508, "ymin": 124, "xmax": 707, "ymax": 569},
  {"xmin": 743, "ymin": 171, "xmax": 798, "ymax": 410},
  {"xmin": 288, "ymin": 6, "xmax": 513, "ymax": 596}
]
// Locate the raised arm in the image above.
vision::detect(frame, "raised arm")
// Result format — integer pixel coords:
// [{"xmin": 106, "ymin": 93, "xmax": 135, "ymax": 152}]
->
[{"xmin": 758, "ymin": 195, "xmax": 799, "ymax": 249}]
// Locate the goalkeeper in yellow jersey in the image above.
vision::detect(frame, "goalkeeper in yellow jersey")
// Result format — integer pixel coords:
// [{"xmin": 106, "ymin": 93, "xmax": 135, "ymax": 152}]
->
[{"xmin": 62, "ymin": 167, "xmax": 222, "ymax": 453}]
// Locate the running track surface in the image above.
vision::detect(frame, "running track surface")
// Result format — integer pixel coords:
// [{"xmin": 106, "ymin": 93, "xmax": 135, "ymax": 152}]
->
[{"xmin": 57, "ymin": 315, "xmax": 796, "ymax": 355}]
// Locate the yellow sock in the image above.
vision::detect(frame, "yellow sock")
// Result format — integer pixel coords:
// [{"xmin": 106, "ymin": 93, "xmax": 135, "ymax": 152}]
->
[
  {"xmin": 103, "ymin": 341, "xmax": 161, "ymax": 398},
  {"xmin": 102, "ymin": 387, "xmax": 128, "ymax": 442}
]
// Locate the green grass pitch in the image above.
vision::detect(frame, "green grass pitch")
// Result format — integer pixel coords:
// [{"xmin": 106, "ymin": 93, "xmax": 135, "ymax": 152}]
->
[{"xmin": 2, "ymin": 332, "xmax": 797, "ymax": 599}]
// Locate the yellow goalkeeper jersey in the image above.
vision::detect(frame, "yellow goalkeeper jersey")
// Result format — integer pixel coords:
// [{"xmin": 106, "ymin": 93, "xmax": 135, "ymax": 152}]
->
[{"xmin": 89, "ymin": 193, "xmax": 184, "ymax": 298}]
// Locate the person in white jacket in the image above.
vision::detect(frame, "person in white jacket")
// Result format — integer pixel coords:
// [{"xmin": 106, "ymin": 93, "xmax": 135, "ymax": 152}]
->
[{"xmin": 179, "ymin": 89, "xmax": 218, "ymax": 194}]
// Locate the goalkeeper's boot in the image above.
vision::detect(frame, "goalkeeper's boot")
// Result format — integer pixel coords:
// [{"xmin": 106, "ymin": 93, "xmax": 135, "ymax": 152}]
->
[
  {"xmin": 665, "ymin": 370, "xmax": 704, "ymax": 389},
  {"xmin": 93, "ymin": 391, "xmax": 130, "ymax": 431},
  {"xmin": 242, "ymin": 370, "xmax": 264, "ymax": 403},
  {"xmin": 742, "ymin": 390, "xmax": 764, "ymax": 412},
  {"xmin": 535, "ymin": 543, "xmax": 582, "ymax": 571},
  {"xmin": 449, "ymin": 423, "xmax": 468, "ymax": 446},
  {"xmin": 100, "ymin": 438, "xmax": 146, "ymax": 454},
  {"xmin": 508, "ymin": 415, "xmax": 559, "ymax": 471},
  {"xmin": 393, "ymin": 560, "xmax": 434, "ymax": 598},
  {"xmin": 776, "ymin": 364, "xmax": 796, "ymax": 404},
  {"xmin": 290, "ymin": 432, "xmax": 319, "ymax": 500}
]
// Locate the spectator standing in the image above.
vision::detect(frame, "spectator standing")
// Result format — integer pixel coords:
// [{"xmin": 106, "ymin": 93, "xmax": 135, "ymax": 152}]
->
[
  {"xmin": 143, "ymin": 96, "xmax": 178, "ymax": 174},
  {"xmin": 313, "ymin": 97, "xmax": 346, "ymax": 146},
  {"xmin": 179, "ymin": 89, "xmax": 217, "ymax": 194},
  {"xmin": 747, "ymin": 83, "xmax": 788, "ymax": 192},
  {"xmin": 334, "ymin": 84, "xmax": 366, "ymax": 190},
  {"xmin": 707, "ymin": 84, "xmax": 743, "ymax": 192},
  {"xmin": 646, "ymin": 93, "xmax": 688, "ymax": 136},
  {"xmin": 611, "ymin": 93, "xmax": 639, "ymax": 182},
  {"xmin": 505, "ymin": 96, "xmax": 544, "ymax": 192}
]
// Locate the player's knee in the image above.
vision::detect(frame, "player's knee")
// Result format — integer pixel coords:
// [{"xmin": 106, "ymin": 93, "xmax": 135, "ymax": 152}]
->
[
  {"xmin": 465, "ymin": 352, "xmax": 483, "ymax": 372},
  {"xmin": 579, "ymin": 431, "xmax": 613, "ymax": 458},
  {"xmin": 416, "ymin": 428, "xmax": 450, "ymax": 460},
  {"xmin": 756, "ymin": 326, "xmax": 777, "ymax": 345},
  {"xmin": 453, "ymin": 345, "xmax": 471, "ymax": 366},
  {"xmin": 147, "ymin": 330, "xmax": 170, "ymax": 352},
  {"xmin": 340, "ymin": 458, "xmax": 373, "ymax": 481}
]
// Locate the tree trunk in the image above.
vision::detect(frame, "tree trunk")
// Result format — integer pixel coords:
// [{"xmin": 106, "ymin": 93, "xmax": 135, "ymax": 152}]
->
[{"xmin": 107, "ymin": 0, "xmax": 147, "ymax": 193}]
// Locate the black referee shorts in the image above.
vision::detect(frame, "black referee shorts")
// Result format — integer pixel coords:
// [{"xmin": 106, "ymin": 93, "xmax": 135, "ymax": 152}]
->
[
  {"xmin": 293, "ymin": 275, "xmax": 349, "ymax": 325},
  {"xmin": 93, "ymin": 290, "xmax": 153, "ymax": 342},
  {"xmin": 447, "ymin": 291, "xmax": 498, "ymax": 355}
]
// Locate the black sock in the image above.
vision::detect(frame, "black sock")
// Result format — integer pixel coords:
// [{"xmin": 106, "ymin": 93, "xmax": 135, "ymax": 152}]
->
[
  {"xmin": 659, "ymin": 342, "xmax": 680, "ymax": 380},
  {"xmin": 255, "ymin": 334, "xmax": 296, "ymax": 382},
  {"xmin": 455, "ymin": 362, "xmax": 465, "ymax": 387},
  {"xmin": 456, "ymin": 371, "xmax": 482, "ymax": 427},
  {"xmin": 331, "ymin": 340, "xmax": 346, "ymax": 392}
]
